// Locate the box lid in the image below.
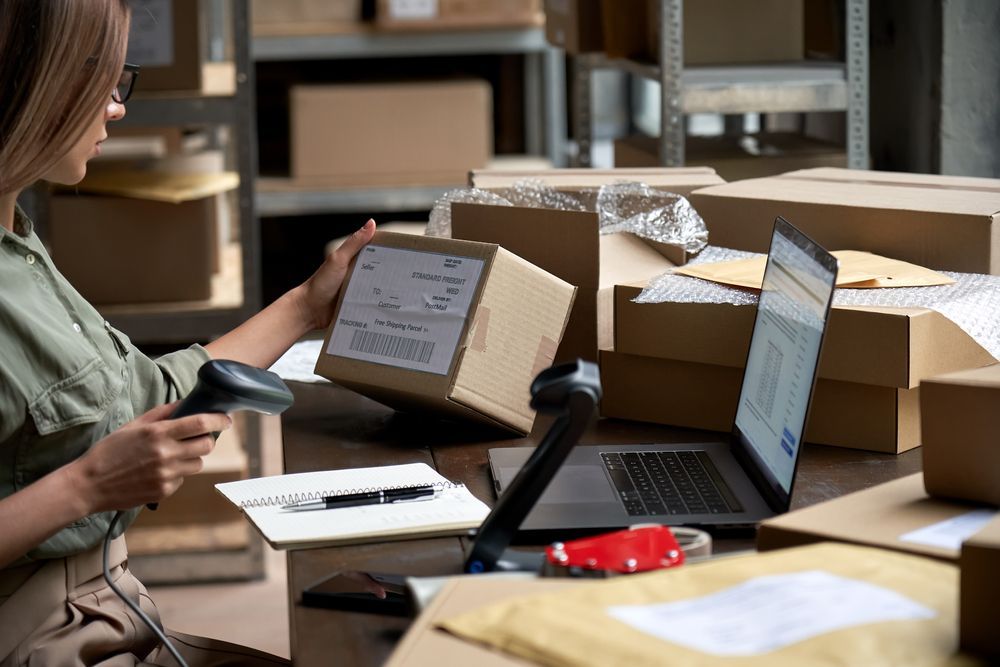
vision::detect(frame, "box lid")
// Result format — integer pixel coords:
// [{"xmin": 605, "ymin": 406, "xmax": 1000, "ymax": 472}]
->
[
  {"xmin": 922, "ymin": 363, "xmax": 1000, "ymax": 388},
  {"xmin": 468, "ymin": 167, "xmax": 723, "ymax": 193}
]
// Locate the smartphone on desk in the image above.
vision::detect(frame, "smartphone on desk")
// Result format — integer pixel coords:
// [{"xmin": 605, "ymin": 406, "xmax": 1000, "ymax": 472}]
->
[{"xmin": 301, "ymin": 571, "xmax": 411, "ymax": 617}]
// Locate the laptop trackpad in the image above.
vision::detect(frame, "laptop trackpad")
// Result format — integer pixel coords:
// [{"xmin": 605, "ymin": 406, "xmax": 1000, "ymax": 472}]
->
[{"xmin": 499, "ymin": 465, "xmax": 618, "ymax": 503}]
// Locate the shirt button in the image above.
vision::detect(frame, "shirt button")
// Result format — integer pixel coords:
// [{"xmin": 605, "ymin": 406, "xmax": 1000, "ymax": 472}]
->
[
  {"xmin": 25, "ymin": 254, "xmax": 35, "ymax": 265},
  {"xmin": 72, "ymin": 322, "xmax": 82, "ymax": 333}
]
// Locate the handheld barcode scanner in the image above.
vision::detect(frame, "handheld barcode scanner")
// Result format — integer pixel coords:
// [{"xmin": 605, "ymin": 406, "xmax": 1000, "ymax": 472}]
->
[{"xmin": 105, "ymin": 359, "xmax": 294, "ymax": 667}]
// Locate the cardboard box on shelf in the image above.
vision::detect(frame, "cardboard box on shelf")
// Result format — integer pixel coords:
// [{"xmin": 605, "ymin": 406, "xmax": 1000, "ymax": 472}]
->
[
  {"xmin": 614, "ymin": 283, "xmax": 996, "ymax": 389},
  {"xmin": 455, "ymin": 168, "xmax": 722, "ymax": 363},
  {"xmin": 602, "ymin": 0, "xmax": 803, "ymax": 65},
  {"xmin": 599, "ymin": 350, "xmax": 920, "ymax": 453},
  {"xmin": 922, "ymin": 364, "xmax": 1000, "ymax": 505},
  {"xmin": 374, "ymin": 0, "xmax": 542, "ymax": 30},
  {"xmin": 126, "ymin": 0, "xmax": 207, "ymax": 92},
  {"xmin": 314, "ymin": 232, "xmax": 576, "ymax": 435},
  {"xmin": 291, "ymin": 81, "xmax": 492, "ymax": 188},
  {"xmin": 49, "ymin": 171, "xmax": 238, "ymax": 305},
  {"xmin": 251, "ymin": 0, "xmax": 365, "ymax": 36},
  {"xmin": 544, "ymin": 0, "xmax": 604, "ymax": 54},
  {"xmin": 691, "ymin": 168, "xmax": 1000, "ymax": 274},
  {"xmin": 960, "ymin": 515, "xmax": 1000, "ymax": 659},
  {"xmin": 758, "ymin": 473, "xmax": 997, "ymax": 562},
  {"xmin": 614, "ymin": 133, "xmax": 848, "ymax": 182}
]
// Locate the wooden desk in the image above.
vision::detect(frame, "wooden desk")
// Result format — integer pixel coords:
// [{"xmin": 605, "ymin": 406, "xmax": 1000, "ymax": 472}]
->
[{"xmin": 282, "ymin": 382, "xmax": 922, "ymax": 666}]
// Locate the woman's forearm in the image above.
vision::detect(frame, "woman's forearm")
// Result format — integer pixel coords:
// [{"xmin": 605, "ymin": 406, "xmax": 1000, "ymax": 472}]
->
[{"xmin": 204, "ymin": 286, "xmax": 314, "ymax": 369}]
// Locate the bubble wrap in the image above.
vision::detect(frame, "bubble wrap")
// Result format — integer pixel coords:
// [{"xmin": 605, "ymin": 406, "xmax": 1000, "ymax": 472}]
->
[
  {"xmin": 425, "ymin": 179, "xmax": 708, "ymax": 253},
  {"xmin": 638, "ymin": 246, "xmax": 1000, "ymax": 361}
]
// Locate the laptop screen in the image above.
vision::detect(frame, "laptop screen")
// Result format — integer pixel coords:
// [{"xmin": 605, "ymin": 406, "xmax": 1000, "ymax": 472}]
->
[{"xmin": 732, "ymin": 218, "xmax": 838, "ymax": 506}]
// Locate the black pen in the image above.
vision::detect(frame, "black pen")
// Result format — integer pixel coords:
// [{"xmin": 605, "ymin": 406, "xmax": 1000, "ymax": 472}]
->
[{"xmin": 281, "ymin": 485, "xmax": 438, "ymax": 511}]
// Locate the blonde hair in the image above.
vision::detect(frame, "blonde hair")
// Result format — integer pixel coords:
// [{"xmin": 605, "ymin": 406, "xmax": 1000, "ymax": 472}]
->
[{"xmin": 0, "ymin": 0, "xmax": 130, "ymax": 195}]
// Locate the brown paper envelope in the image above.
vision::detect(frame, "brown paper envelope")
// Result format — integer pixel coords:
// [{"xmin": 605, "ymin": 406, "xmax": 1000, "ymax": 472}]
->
[
  {"xmin": 675, "ymin": 250, "xmax": 954, "ymax": 290},
  {"xmin": 439, "ymin": 543, "xmax": 984, "ymax": 667},
  {"xmin": 63, "ymin": 170, "xmax": 240, "ymax": 203}
]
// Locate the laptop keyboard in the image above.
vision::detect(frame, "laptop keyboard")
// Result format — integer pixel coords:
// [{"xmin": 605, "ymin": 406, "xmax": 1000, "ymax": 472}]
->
[{"xmin": 601, "ymin": 451, "xmax": 745, "ymax": 516}]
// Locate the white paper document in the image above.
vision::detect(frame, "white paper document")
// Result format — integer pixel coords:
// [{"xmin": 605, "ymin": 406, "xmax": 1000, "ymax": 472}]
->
[
  {"xmin": 326, "ymin": 245, "xmax": 484, "ymax": 375},
  {"xmin": 269, "ymin": 340, "xmax": 328, "ymax": 383},
  {"xmin": 606, "ymin": 570, "xmax": 935, "ymax": 657},
  {"xmin": 898, "ymin": 509, "xmax": 998, "ymax": 551}
]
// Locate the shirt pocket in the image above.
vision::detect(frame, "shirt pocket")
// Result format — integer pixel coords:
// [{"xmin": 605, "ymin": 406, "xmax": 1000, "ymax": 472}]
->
[{"xmin": 27, "ymin": 357, "xmax": 121, "ymax": 435}]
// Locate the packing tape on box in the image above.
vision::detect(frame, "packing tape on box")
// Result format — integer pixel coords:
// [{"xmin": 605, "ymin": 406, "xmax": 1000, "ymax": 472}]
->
[
  {"xmin": 427, "ymin": 179, "xmax": 709, "ymax": 254},
  {"xmin": 637, "ymin": 245, "xmax": 1000, "ymax": 361}
]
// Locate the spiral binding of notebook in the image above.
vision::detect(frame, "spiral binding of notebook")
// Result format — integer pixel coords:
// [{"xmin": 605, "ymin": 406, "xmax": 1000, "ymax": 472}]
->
[{"xmin": 239, "ymin": 481, "xmax": 467, "ymax": 509}]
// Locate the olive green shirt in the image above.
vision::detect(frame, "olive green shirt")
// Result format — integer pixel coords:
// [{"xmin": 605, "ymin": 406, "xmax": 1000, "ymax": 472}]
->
[{"xmin": 0, "ymin": 206, "xmax": 210, "ymax": 566}]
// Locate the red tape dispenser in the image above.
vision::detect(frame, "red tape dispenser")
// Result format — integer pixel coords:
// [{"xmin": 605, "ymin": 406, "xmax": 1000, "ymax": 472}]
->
[{"xmin": 543, "ymin": 525, "xmax": 708, "ymax": 578}]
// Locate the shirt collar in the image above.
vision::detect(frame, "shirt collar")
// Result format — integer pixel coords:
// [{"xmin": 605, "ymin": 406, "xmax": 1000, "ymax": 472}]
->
[{"xmin": 13, "ymin": 203, "xmax": 33, "ymax": 237}]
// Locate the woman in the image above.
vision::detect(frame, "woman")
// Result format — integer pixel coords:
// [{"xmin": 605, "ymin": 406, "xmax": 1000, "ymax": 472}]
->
[{"xmin": 0, "ymin": 1, "xmax": 375, "ymax": 664}]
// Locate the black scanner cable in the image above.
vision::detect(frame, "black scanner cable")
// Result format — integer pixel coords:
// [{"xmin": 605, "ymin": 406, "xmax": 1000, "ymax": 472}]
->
[{"xmin": 99, "ymin": 360, "xmax": 294, "ymax": 667}]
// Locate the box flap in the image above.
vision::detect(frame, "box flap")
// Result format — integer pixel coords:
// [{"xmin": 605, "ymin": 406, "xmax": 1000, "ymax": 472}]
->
[
  {"xmin": 922, "ymin": 362, "xmax": 1000, "ymax": 388},
  {"xmin": 452, "ymin": 202, "xmax": 600, "ymax": 288},
  {"xmin": 469, "ymin": 167, "xmax": 722, "ymax": 192},
  {"xmin": 781, "ymin": 167, "xmax": 1000, "ymax": 194},
  {"xmin": 64, "ymin": 170, "xmax": 239, "ymax": 203},
  {"xmin": 693, "ymin": 175, "xmax": 1000, "ymax": 217},
  {"xmin": 450, "ymin": 248, "xmax": 577, "ymax": 434},
  {"xmin": 598, "ymin": 232, "xmax": 676, "ymax": 289}
]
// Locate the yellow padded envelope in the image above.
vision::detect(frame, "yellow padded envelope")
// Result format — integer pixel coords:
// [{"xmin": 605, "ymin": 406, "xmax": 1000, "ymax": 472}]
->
[
  {"xmin": 439, "ymin": 543, "xmax": 984, "ymax": 667},
  {"xmin": 676, "ymin": 250, "xmax": 956, "ymax": 289}
]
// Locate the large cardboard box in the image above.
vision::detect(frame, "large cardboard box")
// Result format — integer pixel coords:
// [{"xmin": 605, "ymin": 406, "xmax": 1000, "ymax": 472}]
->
[
  {"xmin": 251, "ymin": 0, "xmax": 364, "ymax": 35},
  {"xmin": 127, "ymin": 0, "xmax": 206, "ymax": 92},
  {"xmin": 691, "ymin": 168, "xmax": 1000, "ymax": 274},
  {"xmin": 49, "ymin": 172, "xmax": 238, "ymax": 305},
  {"xmin": 960, "ymin": 515, "xmax": 1000, "ymax": 658},
  {"xmin": 615, "ymin": 133, "xmax": 848, "ymax": 182},
  {"xmin": 614, "ymin": 283, "xmax": 995, "ymax": 389},
  {"xmin": 291, "ymin": 81, "xmax": 492, "ymax": 187},
  {"xmin": 758, "ymin": 473, "xmax": 997, "ymax": 561},
  {"xmin": 922, "ymin": 365, "xmax": 1000, "ymax": 505},
  {"xmin": 600, "ymin": 350, "xmax": 921, "ymax": 453},
  {"xmin": 454, "ymin": 168, "xmax": 722, "ymax": 363},
  {"xmin": 602, "ymin": 0, "xmax": 804, "ymax": 65},
  {"xmin": 314, "ymin": 232, "xmax": 576, "ymax": 435},
  {"xmin": 375, "ymin": 0, "xmax": 542, "ymax": 30},
  {"xmin": 544, "ymin": 0, "xmax": 604, "ymax": 54}
]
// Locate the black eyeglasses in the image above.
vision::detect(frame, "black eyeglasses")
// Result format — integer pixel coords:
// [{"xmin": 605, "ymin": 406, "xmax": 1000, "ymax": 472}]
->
[{"xmin": 112, "ymin": 63, "xmax": 140, "ymax": 104}]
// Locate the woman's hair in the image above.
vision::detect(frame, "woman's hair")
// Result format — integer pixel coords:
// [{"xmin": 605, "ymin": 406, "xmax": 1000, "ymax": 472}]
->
[{"xmin": 0, "ymin": 0, "xmax": 130, "ymax": 195}]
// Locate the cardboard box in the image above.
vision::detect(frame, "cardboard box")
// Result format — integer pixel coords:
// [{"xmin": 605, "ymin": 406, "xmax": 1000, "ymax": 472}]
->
[
  {"xmin": 599, "ymin": 350, "xmax": 921, "ymax": 453},
  {"xmin": 614, "ymin": 133, "xmax": 848, "ymax": 182},
  {"xmin": 291, "ymin": 81, "xmax": 492, "ymax": 187},
  {"xmin": 252, "ymin": 0, "xmax": 364, "ymax": 36},
  {"xmin": 922, "ymin": 365, "xmax": 1000, "ymax": 505},
  {"xmin": 691, "ymin": 168, "xmax": 1000, "ymax": 274},
  {"xmin": 314, "ymin": 232, "xmax": 576, "ymax": 435},
  {"xmin": 375, "ymin": 0, "xmax": 542, "ymax": 30},
  {"xmin": 544, "ymin": 0, "xmax": 604, "ymax": 54},
  {"xmin": 126, "ymin": 0, "xmax": 205, "ymax": 92},
  {"xmin": 757, "ymin": 473, "xmax": 998, "ymax": 562},
  {"xmin": 960, "ymin": 515, "xmax": 1000, "ymax": 658},
  {"xmin": 602, "ymin": 0, "xmax": 803, "ymax": 65},
  {"xmin": 614, "ymin": 284, "xmax": 996, "ymax": 389},
  {"xmin": 468, "ymin": 166, "xmax": 723, "ymax": 197}
]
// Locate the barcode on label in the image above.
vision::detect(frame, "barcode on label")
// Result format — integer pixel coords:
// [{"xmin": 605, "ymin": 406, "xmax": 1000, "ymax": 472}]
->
[{"xmin": 349, "ymin": 329, "xmax": 435, "ymax": 364}]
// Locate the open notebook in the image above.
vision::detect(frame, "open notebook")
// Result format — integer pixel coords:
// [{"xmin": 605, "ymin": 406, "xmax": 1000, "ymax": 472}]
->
[{"xmin": 215, "ymin": 462, "xmax": 491, "ymax": 550}]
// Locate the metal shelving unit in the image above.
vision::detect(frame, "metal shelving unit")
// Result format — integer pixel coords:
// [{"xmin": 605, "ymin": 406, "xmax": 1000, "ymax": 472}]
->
[
  {"xmin": 105, "ymin": 0, "xmax": 260, "ymax": 344},
  {"xmin": 572, "ymin": 0, "xmax": 869, "ymax": 169},
  {"xmin": 252, "ymin": 26, "xmax": 566, "ymax": 216}
]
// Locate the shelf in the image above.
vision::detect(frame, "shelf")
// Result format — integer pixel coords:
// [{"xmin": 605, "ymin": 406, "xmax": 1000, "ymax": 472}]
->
[
  {"xmin": 256, "ymin": 180, "xmax": 452, "ymax": 216},
  {"xmin": 591, "ymin": 58, "xmax": 849, "ymax": 114},
  {"xmin": 253, "ymin": 26, "xmax": 550, "ymax": 61}
]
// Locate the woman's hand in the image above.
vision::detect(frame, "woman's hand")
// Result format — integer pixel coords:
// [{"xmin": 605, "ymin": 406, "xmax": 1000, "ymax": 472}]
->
[
  {"xmin": 66, "ymin": 402, "xmax": 233, "ymax": 514},
  {"xmin": 295, "ymin": 219, "xmax": 376, "ymax": 331}
]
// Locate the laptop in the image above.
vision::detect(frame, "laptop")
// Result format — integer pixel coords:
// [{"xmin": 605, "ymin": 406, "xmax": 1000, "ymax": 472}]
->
[{"xmin": 488, "ymin": 217, "xmax": 839, "ymax": 538}]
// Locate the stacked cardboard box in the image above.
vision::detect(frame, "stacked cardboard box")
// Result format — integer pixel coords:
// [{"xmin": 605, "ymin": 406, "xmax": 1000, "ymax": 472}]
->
[
  {"xmin": 452, "ymin": 168, "xmax": 724, "ymax": 363},
  {"xmin": 375, "ymin": 0, "xmax": 542, "ymax": 30},
  {"xmin": 602, "ymin": 281, "xmax": 995, "ymax": 453},
  {"xmin": 252, "ymin": 0, "xmax": 365, "ymax": 35}
]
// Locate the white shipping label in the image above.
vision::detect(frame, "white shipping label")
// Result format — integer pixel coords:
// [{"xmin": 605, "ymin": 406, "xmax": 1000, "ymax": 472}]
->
[
  {"xmin": 126, "ymin": 0, "xmax": 174, "ymax": 67},
  {"xmin": 607, "ymin": 570, "xmax": 936, "ymax": 657},
  {"xmin": 389, "ymin": 0, "xmax": 439, "ymax": 20},
  {"xmin": 327, "ymin": 245, "xmax": 485, "ymax": 375},
  {"xmin": 898, "ymin": 509, "xmax": 998, "ymax": 552}
]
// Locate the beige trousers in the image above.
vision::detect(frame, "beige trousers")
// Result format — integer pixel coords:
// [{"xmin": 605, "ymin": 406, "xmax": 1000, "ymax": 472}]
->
[{"xmin": 0, "ymin": 538, "xmax": 288, "ymax": 667}]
